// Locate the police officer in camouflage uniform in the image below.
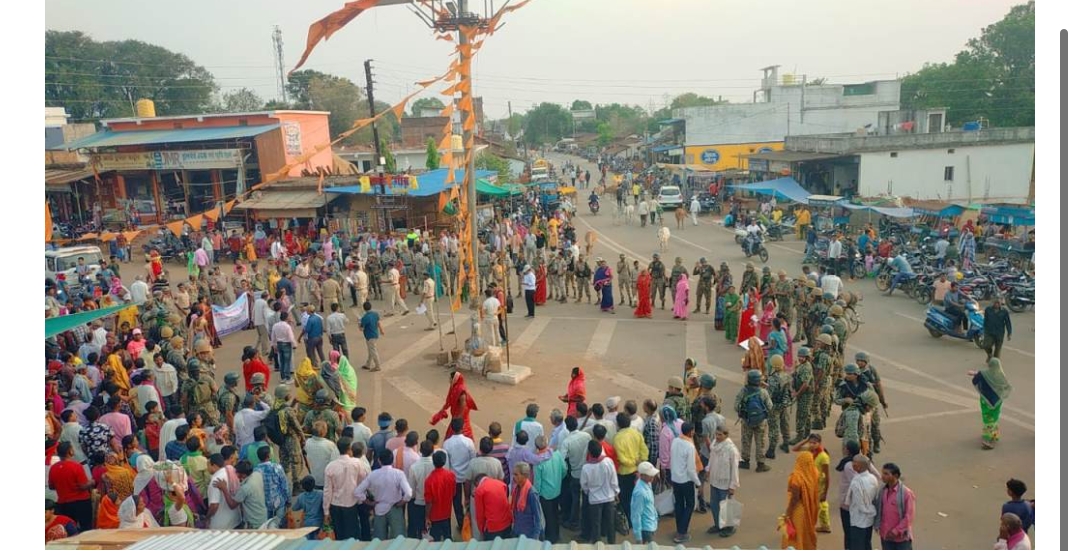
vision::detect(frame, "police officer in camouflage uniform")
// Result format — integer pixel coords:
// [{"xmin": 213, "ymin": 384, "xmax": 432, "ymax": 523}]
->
[
  {"xmin": 217, "ymin": 372, "xmax": 243, "ymax": 430},
  {"xmin": 574, "ymin": 256, "xmax": 593, "ymax": 303},
  {"xmin": 669, "ymin": 257, "xmax": 688, "ymax": 306},
  {"xmin": 804, "ymin": 287, "xmax": 828, "ymax": 346},
  {"xmin": 648, "ymin": 254, "xmax": 667, "ymax": 309},
  {"xmin": 774, "ymin": 269, "xmax": 795, "ymax": 326},
  {"xmin": 829, "ymin": 305, "xmax": 849, "ymax": 354},
  {"xmin": 400, "ymin": 248, "xmax": 416, "ymax": 293},
  {"xmin": 760, "ymin": 266, "xmax": 774, "ymax": 301},
  {"xmin": 303, "ymin": 388, "xmax": 343, "ymax": 441},
  {"xmin": 414, "ymin": 252, "xmax": 431, "ymax": 296},
  {"xmin": 432, "ymin": 245, "xmax": 450, "ymax": 297},
  {"xmin": 477, "ymin": 247, "xmax": 492, "ymax": 289},
  {"xmin": 734, "ymin": 369, "xmax": 773, "ymax": 472},
  {"xmin": 692, "ymin": 257, "xmax": 717, "ymax": 314},
  {"xmin": 617, "ymin": 254, "xmax": 635, "ymax": 306},
  {"xmin": 793, "ymin": 276, "xmax": 810, "ymax": 341},
  {"xmin": 182, "ymin": 359, "xmax": 221, "ymax": 428},
  {"xmin": 550, "ymin": 253, "xmax": 568, "ymax": 302},
  {"xmin": 765, "ymin": 355, "xmax": 793, "ymax": 458},
  {"xmin": 271, "ymin": 384, "xmax": 307, "ymax": 494},
  {"xmin": 367, "ymin": 252, "xmax": 384, "ymax": 300},
  {"xmin": 789, "ymin": 347, "xmax": 815, "ymax": 445},
  {"xmin": 740, "ymin": 262, "xmax": 759, "ymax": 295},
  {"xmin": 811, "ymin": 334, "xmax": 833, "ymax": 430},
  {"xmin": 855, "ymin": 351, "xmax": 887, "ymax": 454},
  {"xmin": 662, "ymin": 376, "xmax": 691, "ymax": 421},
  {"xmin": 165, "ymin": 335, "xmax": 189, "ymax": 386}
]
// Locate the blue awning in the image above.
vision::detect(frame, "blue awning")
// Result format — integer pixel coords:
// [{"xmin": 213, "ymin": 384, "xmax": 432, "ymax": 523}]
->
[
  {"xmin": 63, "ymin": 124, "xmax": 280, "ymax": 150},
  {"xmin": 650, "ymin": 145, "xmax": 683, "ymax": 153},
  {"xmin": 730, "ymin": 177, "xmax": 811, "ymax": 204},
  {"xmin": 657, "ymin": 118, "xmax": 683, "ymax": 125},
  {"xmin": 326, "ymin": 168, "xmax": 497, "ymax": 198}
]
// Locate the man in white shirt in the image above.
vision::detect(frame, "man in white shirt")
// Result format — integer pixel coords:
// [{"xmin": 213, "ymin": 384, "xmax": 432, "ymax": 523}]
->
[
  {"xmin": 304, "ymin": 420, "xmax": 340, "ymax": 488},
  {"xmin": 158, "ymin": 406, "xmax": 188, "ymax": 460},
  {"xmin": 421, "ymin": 275, "xmax": 437, "ymax": 330},
  {"xmin": 623, "ymin": 401, "xmax": 645, "ymax": 433},
  {"xmin": 522, "ymin": 265, "xmax": 537, "ymax": 318},
  {"xmin": 326, "ymin": 303, "xmax": 350, "ymax": 358},
  {"xmin": 580, "ymin": 440, "xmax": 619, "ymax": 544},
  {"xmin": 548, "ymin": 409, "xmax": 568, "ymax": 451},
  {"xmin": 602, "ymin": 397, "xmax": 621, "ymax": 424},
  {"xmin": 233, "ymin": 394, "xmax": 270, "ymax": 449},
  {"xmin": 828, "ymin": 235, "xmax": 844, "ymax": 274},
  {"xmin": 670, "ymin": 422, "xmax": 702, "ymax": 544},
  {"xmin": 406, "ymin": 441, "xmax": 437, "ymax": 538},
  {"xmin": 207, "ymin": 454, "xmax": 242, "ymax": 529},
  {"xmin": 689, "ymin": 196, "xmax": 702, "ymax": 226},
  {"xmin": 385, "ymin": 265, "xmax": 409, "ymax": 316},
  {"xmin": 706, "ymin": 426, "xmax": 740, "ymax": 537},
  {"xmin": 442, "ymin": 418, "xmax": 476, "ymax": 531},
  {"xmin": 845, "ymin": 454, "xmax": 878, "ymax": 550},
  {"xmin": 482, "ymin": 289, "xmax": 502, "ymax": 347},
  {"xmin": 323, "ymin": 441, "xmax": 370, "ymax": 540},
  {"xmin": 130, "ymin": 276, "xmax": 149, "ymax": 307},
  {"xmin": 513, "ymin": 403, "xmax": 545, "ymax": 450},
  {"xmin": 252, "ymin": 292, "xmax": 271, "ymax": 357},
  {"xmin": 355, "ymin": 449, "xmax": 413, "ymax": 539},
  {"xmin": 837, "ymin": 441, "xmax": 881, "ymax": 549},
  {"xmin": 820, "ymin": 268, "xmax": 844, "ymax": 299},
  {"xmin": 934, "ymin": 237, "xmax": 949, "ymax": 269},
  {"xmin": 349, "ymin": 407, "xmax": 373, "ymax": 445}
]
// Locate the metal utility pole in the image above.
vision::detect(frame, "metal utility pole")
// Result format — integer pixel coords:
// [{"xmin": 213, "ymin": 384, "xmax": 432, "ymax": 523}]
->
[
  {"xmin": 365, "ymin": 59, "xmax": 389, "ymax": 231},
  {"xmin": 272, "ymin": 26, "xmax": 288, "ymax": 103}
]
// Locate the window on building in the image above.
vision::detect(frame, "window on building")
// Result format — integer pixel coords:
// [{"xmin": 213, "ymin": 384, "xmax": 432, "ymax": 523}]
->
[
  {"xmin": 944, "ymin": 166, "xmax": 955, "ymax": 181},
  {"xmin": 890, "ymin": 152, "xmax": 898, "ymax": 158},
  {"xmin": 947, "ymin": 148, "xmax": 955, "ymax": 154},
  {"xmin": 843, "ymin": 83, "xmax": 876, "ymax": 96}
]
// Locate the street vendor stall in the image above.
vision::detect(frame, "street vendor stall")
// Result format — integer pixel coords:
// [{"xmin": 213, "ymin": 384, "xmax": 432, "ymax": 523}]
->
[{"xmin": 906, "ymin": 200, "xmax": 965, "ymax": 239}]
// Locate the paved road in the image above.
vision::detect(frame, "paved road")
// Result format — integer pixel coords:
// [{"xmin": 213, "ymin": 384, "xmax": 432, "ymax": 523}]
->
[{"xmin": 134, "ymin": 153, "xmax": 1034, "ymax": 548}]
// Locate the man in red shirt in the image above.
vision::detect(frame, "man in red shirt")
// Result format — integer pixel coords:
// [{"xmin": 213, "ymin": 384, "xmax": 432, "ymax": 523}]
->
[
  {"xmin": 592, "ymin": 425, "xmax": 619, "ymax": 467},
  {"xmin": 48, "ymin": 442, "xmax": 94, "ymax": 531},
  {"xmin": 472, "ymin": 472, "xmax": 513, "ymax": 540},
  {"xmin": 424, "ymin": 450, "xmax": 456, "ymax": 542}
]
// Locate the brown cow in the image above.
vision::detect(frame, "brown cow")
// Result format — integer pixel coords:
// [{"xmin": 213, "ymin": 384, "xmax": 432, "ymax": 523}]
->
[{"xmin": 674, "ymin": 207, "xmax": 687, "ymax": 230}]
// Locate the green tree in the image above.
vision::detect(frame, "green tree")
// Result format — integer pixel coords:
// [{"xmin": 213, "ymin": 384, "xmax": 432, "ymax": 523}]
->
[
  {"xmin": 570, "ymin": 99, "xmax": 593, "ymax": 111},
  {"xmin": 901, "ymin": 1, "xmax": 1033, "ymax": 127},
  {"xmin": 410, "ymin": 97, "xmax": 445, "ymax": 117},
  {"xmin": 596, "ymin": 122, "xmax": 614, "ymax": 146},
  {"xmin": 475, "ymin": 152, "xmax": 511, "ymax": 183},
  {"xmin": 46, "ymin": 30, "xmax": 218, "ymax": 121},
  {"xmin": 221, "ymin": 88, "xmax": 263, "ymax": 112},
  {"xmin": 425, "ymin": 137, "xmax": 440, "ymax": 170},
  {"xmin": 380, "ymin": 137, "xmax": 397, "ymax": 173},
  {"xmin": 523, "ymin": 103, "xmax": 573, "ymax": 145},
  {"xmin": 669, "ymin": 92, "xmax": 718, "ymax": 110},
  {"xmin": 506, "ymin": 113, "xmax": 525, "ymax": 136}
]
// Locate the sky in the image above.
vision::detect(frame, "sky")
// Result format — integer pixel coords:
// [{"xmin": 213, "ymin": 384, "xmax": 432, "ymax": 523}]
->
[{"xmin": 45, "ymin": 0, "xmax": 1022, "ymax": 118}]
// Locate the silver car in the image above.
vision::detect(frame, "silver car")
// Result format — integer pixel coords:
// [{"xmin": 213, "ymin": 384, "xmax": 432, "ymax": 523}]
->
[{"xmin": 657, "ymin": 186, "xmax": 684, "ymax": 209}]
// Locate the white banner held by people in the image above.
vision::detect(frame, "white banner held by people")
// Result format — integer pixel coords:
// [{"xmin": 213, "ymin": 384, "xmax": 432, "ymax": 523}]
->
[{"xmin": 212, "ymin": 293, "xmax": 250, "ymax": 339}]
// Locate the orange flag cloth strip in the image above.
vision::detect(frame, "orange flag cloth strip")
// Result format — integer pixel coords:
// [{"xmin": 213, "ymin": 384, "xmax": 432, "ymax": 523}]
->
[{"xmin": 291, "ymin": 0, "xmax": 383, "ymax": 73}]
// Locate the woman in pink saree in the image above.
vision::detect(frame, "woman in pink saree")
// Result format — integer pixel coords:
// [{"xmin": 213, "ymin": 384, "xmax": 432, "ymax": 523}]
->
[{"xmin": 672, "ymin": 273, "xmax": 690, "ymax": 320}]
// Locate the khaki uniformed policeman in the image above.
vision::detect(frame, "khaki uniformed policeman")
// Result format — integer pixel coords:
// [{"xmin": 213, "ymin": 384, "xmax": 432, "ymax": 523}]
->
[
  {"xmin": 217, "ymin": 371, "xmax": 243, "ymax": 429},
  {"xmin": 182, "ymin": 359, "xmax": 221, "ymax": 428},
  {"xmin": 692, "ymin": 257, "xmax": 717, "ymax": 314},
  {"xmin": 617, "ymin": 254, "xmax": 636, "ymax": 306},
  {"xmin": 790, "ymin": 346, "xmax": 815, "ymax": 444},
  {"xmin": 765, "ymin": 354, "xmax": 793, "ymax": 457},
  {"xmin": 734, "ymin": 369, "xmax": 773, "ymax": 472},
  {"xmin": 740, "ymin": 262, "xmax": 759, "ymax": 295},
  {"xmin": 648, "ymin": 254, "xmax": 667, "ymax": 309},
  {"xmin": 855, "ymin": 351, "xmax": 886, "ymax": 454}
]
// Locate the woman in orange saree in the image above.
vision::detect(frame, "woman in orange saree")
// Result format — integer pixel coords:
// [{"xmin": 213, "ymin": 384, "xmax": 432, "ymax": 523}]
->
[
  {"xmin": 781, "ymin": 451, "xmax": 820, "ymax": 550},
  {"xmin": 633, "ymin": 270, "xmax": 652, "ymax": 319}
]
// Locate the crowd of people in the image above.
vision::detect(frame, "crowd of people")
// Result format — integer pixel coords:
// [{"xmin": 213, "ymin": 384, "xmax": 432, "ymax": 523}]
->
[{"xmin": 43, "ymin": 202, "xmax": 1031, "ymax": 549}]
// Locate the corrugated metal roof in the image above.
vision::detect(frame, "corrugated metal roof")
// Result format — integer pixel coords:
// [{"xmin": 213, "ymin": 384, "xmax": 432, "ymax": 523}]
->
[
  {"xmin": 63, "ymin": 124, "xmax": 280, "ymax": 150},
  {"xmin": 45, "ymin": 167, "xmax": 96, "ymax": 185},
  {"xmin": 234, "ymin": 190, "xmax": 336, "ymax": 211},
  {"xmin": 126, "ymin": 530, "xmax": 289, "ymax": 550}
]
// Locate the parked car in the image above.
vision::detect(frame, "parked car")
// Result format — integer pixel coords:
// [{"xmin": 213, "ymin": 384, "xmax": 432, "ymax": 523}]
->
[{"xmin": 657, "ymin": 186, "xmax": 684, "ymax": 209}]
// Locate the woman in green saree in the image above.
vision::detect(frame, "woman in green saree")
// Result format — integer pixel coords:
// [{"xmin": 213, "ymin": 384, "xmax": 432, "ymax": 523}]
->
[
  {"xmin": 722, "ymin": 285, "xmax": 741, "ymax": 343},
  {"xmin": 968, "ymin": 358, "xmax": 1012, "ymax": 449}
]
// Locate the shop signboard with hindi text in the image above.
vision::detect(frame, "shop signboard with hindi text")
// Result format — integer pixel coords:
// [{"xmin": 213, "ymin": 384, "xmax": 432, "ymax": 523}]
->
[
  {"xmin": 93, "ymin": 149, "xmax": 242, "ymax": 171},
  {"xmin": 283, "ymin": 121, "xmax": 303, "ymax": 155}
]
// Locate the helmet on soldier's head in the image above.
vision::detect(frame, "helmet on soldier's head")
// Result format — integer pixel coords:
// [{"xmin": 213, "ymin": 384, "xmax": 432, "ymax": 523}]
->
[
  {"xmin": 815, "ymin": 334, "xmax": 831, "ymax": 346},
  {"xmin": 855, "ymin": 351, "xmax": 870, "ymax": 362},
  {"xmin": 762, "ymin": 266, "xmax": 771, "ymax": 273},
  {"xmin": 747, "ymin": 369, "xmax": 762, "ymax": 384},
  {"xmin": 250, "ymin": 373, "xmax": 267, "ymax": 386},
  {"xmin": 170, "ymin": 336, "xmax": 184, "ymax": 350},
  {"xmin": 823, "ymin": 292, "xmax": 835, "ymax": 301},
  {"xmin": 812, "ymin": 287, "xmax": 824, "ymax": 297},
  {"xmin": 224, "ymin": 372, "xmax": 240, "ymax": 385},
  {"xmin": 195, "ymin": 340, "xmax": 213, "ymax": 354},
  {"xmin": 821, "ymin": 325, "xmax": 834, "ymax": 335},
  {"xmin": 798, "ymin": 346, "xmax": 812, "ymax": 358},
  {"xmin": 844, "ymin": 364, "xmax": 859, "ymax": 375},
  {"xmin": 274, "ymin": 384, "xmax": 291, "ymax": 400},
  {"xmin": 186, "ymin": 359, "xmax": 202, "ymax": 375},
  {"xmin": 829, "ymin": 305, "xmax": 844, "ymax": 317},
  {"xmin": 824, "ymin": 316, "xmax": 836, "ymax": 326},
  {"xmin": 769, "ymin": 355, "xmax": 784, "ymax": 370},
  {"xmin": 700, "ymin": 373, "xmax": 717, "ymax": 390},
  {"xmin": 159, "ymin": 326, "xmax": 174, "ymax": 339}
]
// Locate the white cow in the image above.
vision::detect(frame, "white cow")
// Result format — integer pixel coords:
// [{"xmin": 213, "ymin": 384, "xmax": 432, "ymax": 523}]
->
[{"xmin": 658, "ymin": 225, "xmax": 671, "ymax": 252}]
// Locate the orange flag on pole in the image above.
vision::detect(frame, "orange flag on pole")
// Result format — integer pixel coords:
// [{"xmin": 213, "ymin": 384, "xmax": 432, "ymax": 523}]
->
[
  {"xmin": 292, "ymin": 0, "xmax": 382, "ymax": 73},
  {"xmin": 166, "ymin": 220, "xmax": 185, "ymax": 238}
]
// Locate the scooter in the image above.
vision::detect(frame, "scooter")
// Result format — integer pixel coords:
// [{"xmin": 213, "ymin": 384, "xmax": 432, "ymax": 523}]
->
[
  {"xmin": 741, "ymin": 235, "xmax": 770, "ymax": 263},
  {"xmin": 924, "ymin": 301, "xmax": 987, "ymax": 348},
  {"xmin": 589, "ymin": 199, "xmax": 600, "ymax": 215}
]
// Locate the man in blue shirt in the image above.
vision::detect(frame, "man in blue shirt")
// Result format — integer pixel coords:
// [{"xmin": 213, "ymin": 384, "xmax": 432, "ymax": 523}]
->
[
  {"xmin": 359, "ymin": 301, "xmax": 384, "ymax": 372},
  {"xmin": 886, "ymin": 256, "xmax": 914, "ymax": 296},
  {"xmin": 631, "ymin": 461, "xmax": 660, "ymax": 544},
  {"xmin": 301, "ymin": 305, "xmax": 325, "ymax": 363}
]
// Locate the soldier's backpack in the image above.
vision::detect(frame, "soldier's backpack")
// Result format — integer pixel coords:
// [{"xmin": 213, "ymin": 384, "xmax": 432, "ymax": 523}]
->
[
  {"xmin": 741, "ymin": 390, "xmax": 768, "ymax": 427},
  {"xmin": 262, "ymin": 408, "xmax": 287, "ymax": 446}
]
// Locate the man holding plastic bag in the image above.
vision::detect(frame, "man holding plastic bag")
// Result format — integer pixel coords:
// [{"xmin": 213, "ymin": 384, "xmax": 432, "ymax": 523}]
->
[{"xmin": 706, "ymin": 425, "xmax": 742, "ymax": 537}]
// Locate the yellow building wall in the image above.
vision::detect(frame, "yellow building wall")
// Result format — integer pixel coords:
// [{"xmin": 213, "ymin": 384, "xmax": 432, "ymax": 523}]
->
[{"xmin": 683, "ymin": 142, "xmax": 784, "ymax": 170}]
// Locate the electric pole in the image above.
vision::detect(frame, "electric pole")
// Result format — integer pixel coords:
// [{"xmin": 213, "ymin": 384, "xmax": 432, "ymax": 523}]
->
[{"xmin": 365, "ymin": 59, "xmax": 389, "ymax": 231}]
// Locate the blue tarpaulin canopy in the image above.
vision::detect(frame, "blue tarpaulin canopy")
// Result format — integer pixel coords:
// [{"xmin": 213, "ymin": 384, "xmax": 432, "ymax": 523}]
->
[
  {"xmin": 730, "ymin": 177, "xmax": 812, "ymax": 204},
  {"xmin": 63, "ymin": 125, "xmax": 281, "ymax": 149},
  {"xmin": 981, "ymin": 205, "xmax": 1035, "ymax": 226},
  {"xmin": 325, "ymin": 168, "xmax": 496, "ymax": 198}
]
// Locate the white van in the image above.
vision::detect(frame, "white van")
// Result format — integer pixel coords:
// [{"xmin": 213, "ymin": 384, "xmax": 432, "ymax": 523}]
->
[{"xmin": 46, "ymin": 245, "xmax": 104, "ymax": 286}]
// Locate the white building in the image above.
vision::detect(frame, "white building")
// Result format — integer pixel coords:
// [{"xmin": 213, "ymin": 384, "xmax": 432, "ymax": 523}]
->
[
  {"xmin": 780, "ymin": 127, "xmax": 1035, "ymax": 204},
  {"xmin": 675, "ymin": 66, "xmax": 901, "ymax": 147}
]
